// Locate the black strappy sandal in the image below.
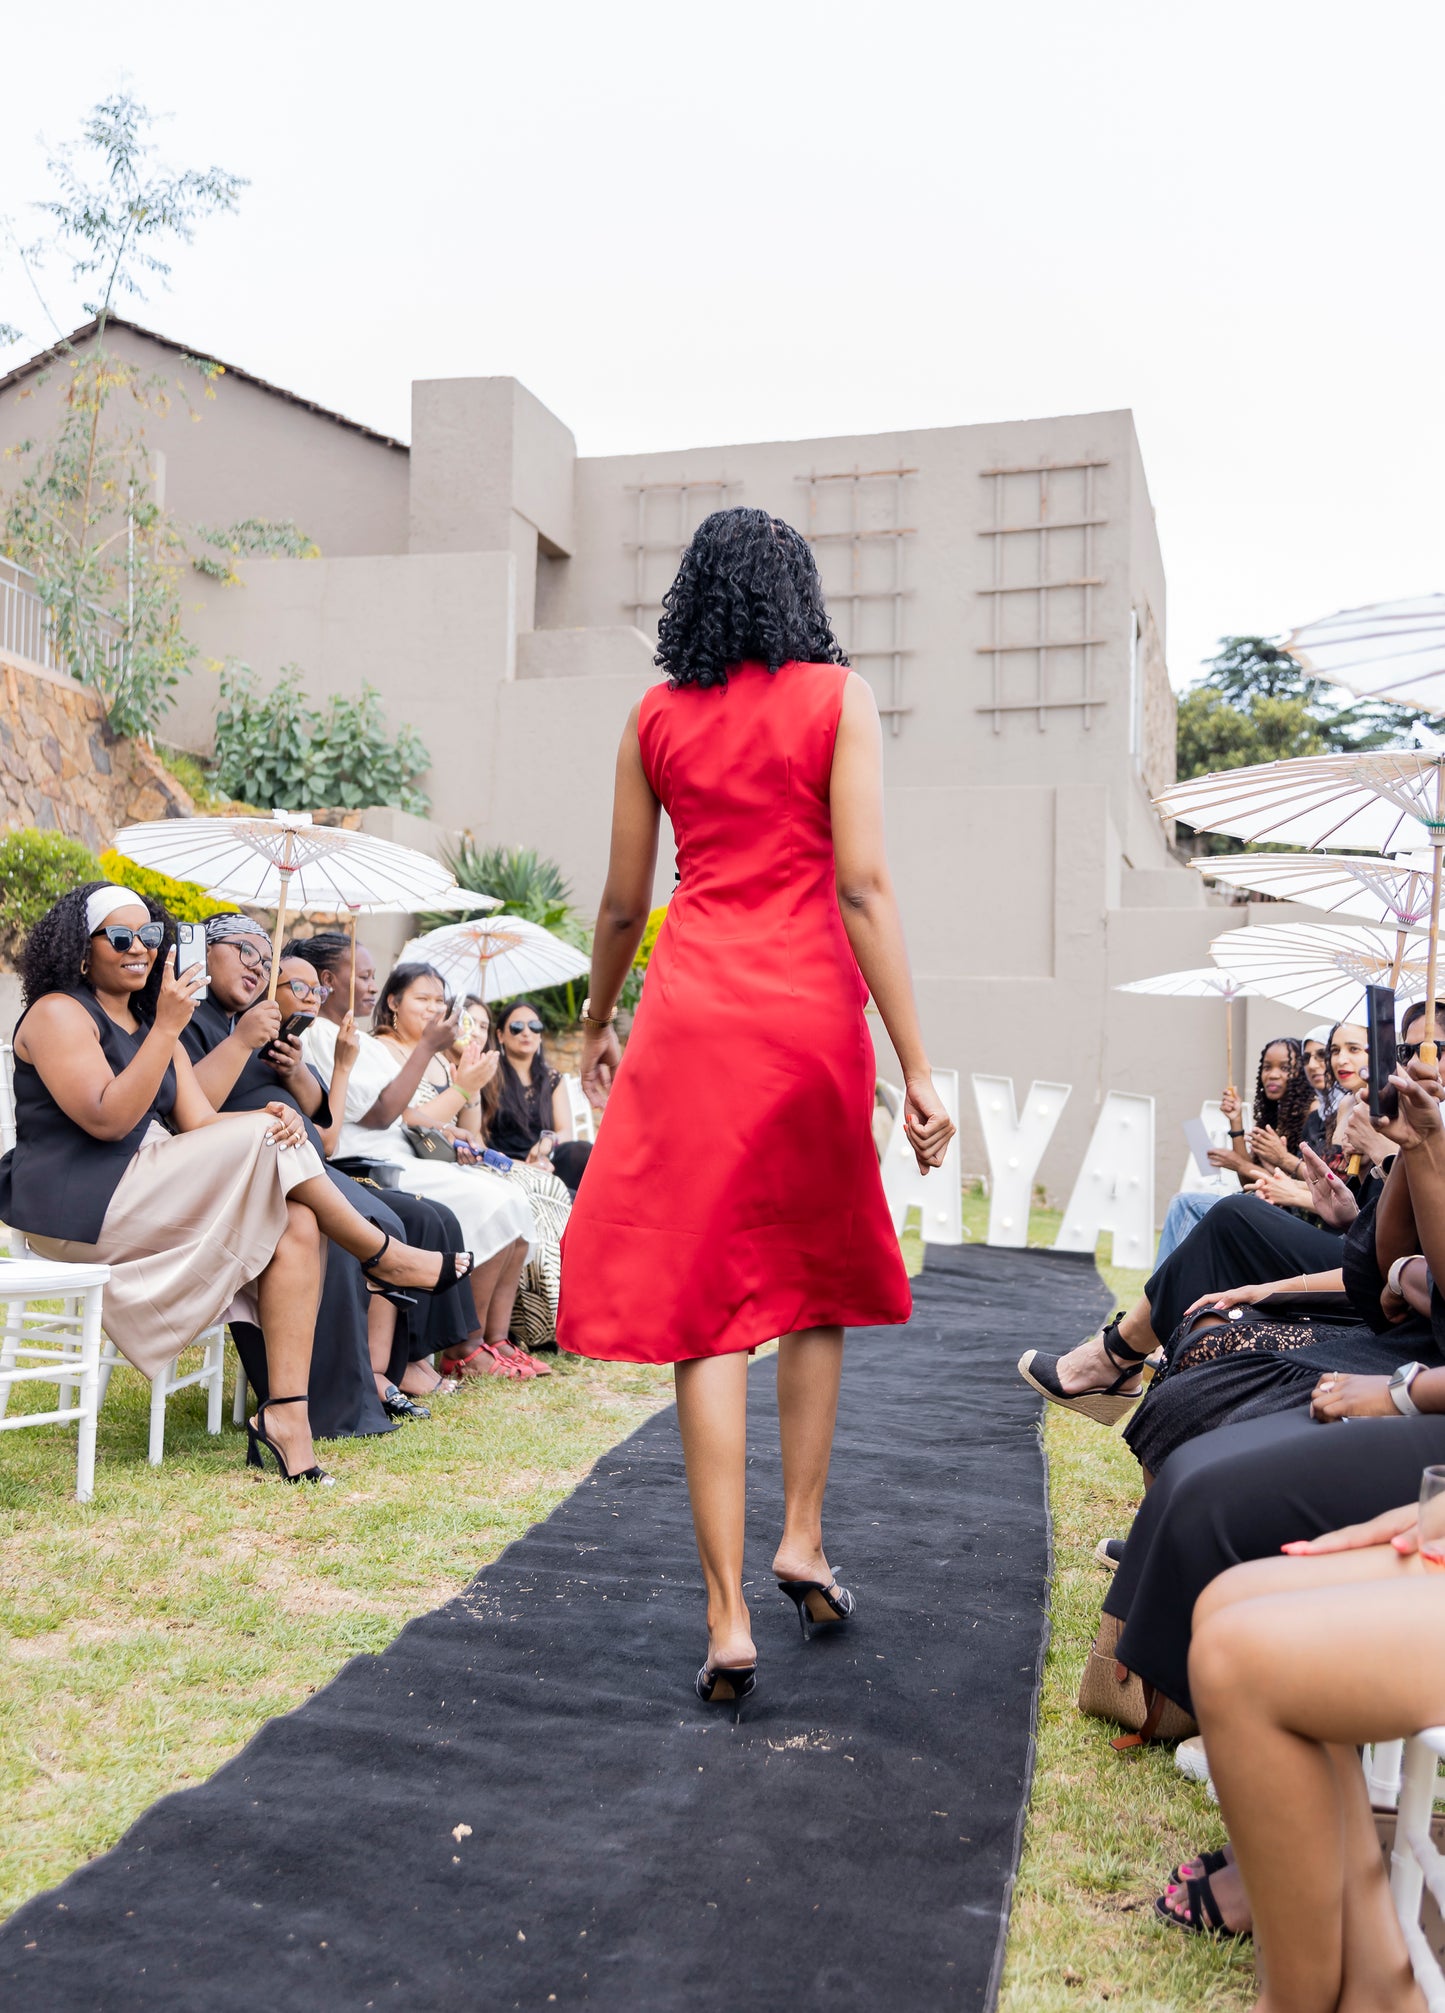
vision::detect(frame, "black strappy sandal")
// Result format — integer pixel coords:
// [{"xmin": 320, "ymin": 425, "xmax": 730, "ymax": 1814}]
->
[
  {"xmin": 1017, "ymin": 1314, "xmax": 1154, "ymax": 1426},
  {"xmin": 245, "ymin": 1394, "xmax": 334, "ymax": 1486},
  {"xmin": 777, "ymin": 1577, "xmax": 855, "ymax": 1638},
  {"xmin": 1153, "ymin": 1866, "xmax": 1250, "ymax": 1941},
  {"xmin": 360, "ymin": 1231, "xmax": 474, "ymax": 1306},
  {"xmin": 1166, "ymin": 1846, "xmax": 1228, "ymax": 1888}
]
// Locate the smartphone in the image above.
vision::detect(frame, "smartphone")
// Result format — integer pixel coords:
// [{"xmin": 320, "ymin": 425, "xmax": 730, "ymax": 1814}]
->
[
  {"xmin": 538, "ymin": 1130, "xmax": 558, "ymax": 1160},
  {"xmin": 1365, "ymin": 983, "xmax": 1398, "ymax": 1124},
  {"xmin": 174, "ymin": 921, "xmax": 208, "ymax": 999},
  {"xmin": 263, "ymin": 1011, "xmax": 315, "ymax": 1059}
]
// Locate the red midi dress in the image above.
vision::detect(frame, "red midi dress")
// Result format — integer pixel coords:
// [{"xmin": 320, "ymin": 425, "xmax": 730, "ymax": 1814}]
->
[{"xmin": 556, "ymin": 659, "xmax": 912, "ymax": 1366}]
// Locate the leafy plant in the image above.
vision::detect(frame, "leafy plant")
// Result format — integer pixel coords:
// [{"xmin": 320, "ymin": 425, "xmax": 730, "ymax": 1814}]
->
[
  {"xmin": 211, "ymin": 662, "xmax": 431, "ymax": 815},
  {"xmin": 0, "ymin": 828, "xmax": 100, "ymax": 956},
  {"xmin": 99, "ymin": 848, "xmax": 229, "ymax": 923},
  {"xmin": 0, "ymin": 94, "xmax": 316, "ymax": 738}
]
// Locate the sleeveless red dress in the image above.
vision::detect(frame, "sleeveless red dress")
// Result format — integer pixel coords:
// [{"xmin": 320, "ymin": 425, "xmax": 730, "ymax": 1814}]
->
[{"xmin": 556, "ymin": 660, "xmax": 912, "ymax": 1365}]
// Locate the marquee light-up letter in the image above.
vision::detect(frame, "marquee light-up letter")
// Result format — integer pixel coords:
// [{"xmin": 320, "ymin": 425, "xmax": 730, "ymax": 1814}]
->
[
  {"xmin": 971, "ymin": 1075, "xmax": 1072, "ymax": 1247},
  {"xmin": 1053, "ymin": 1091, "xmax": 1156, "ymax": 1271}
]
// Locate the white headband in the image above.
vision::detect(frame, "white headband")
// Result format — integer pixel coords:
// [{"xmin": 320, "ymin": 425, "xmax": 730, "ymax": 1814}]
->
[{"xmin": 85, "ymin": 886, "xmax": 148, "ymax": 934}]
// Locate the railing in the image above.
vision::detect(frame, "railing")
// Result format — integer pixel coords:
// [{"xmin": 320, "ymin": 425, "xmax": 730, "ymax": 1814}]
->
[{"xmin": 0, "ymin": 554, "xmax": 125, "ymax": 683}]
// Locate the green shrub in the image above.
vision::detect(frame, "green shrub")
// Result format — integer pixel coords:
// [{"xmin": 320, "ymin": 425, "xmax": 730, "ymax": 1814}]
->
[
  {"xmin": 0, "ymin": 829, "xmax": 102, "ymax": 956},
  {"xmin": 212, "ymin": 662, "xmax": 431, "ymax": 815},
  {"xmin": 99, "ymin": 849, "xmax": 230, "ymax": 923}
]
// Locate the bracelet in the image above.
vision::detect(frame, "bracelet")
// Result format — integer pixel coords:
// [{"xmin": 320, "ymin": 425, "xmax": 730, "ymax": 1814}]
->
[
  {"xmin": 1228, "ymin": 1128, "xmax": 1244, "ymax": 1138},
  {"xmin": 580, "ymin": 996, "xmax": 616, "ymax": 1027},
  {"xmin": 1387, "ymin": 1255, "xmax": 1414, "ymax": 1299}
]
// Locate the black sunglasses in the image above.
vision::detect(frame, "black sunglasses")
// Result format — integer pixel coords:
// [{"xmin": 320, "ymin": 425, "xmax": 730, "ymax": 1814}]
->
[
  {"xmin": 508, "ymin": 1018, "xmax": 544, "ymax": 1035},
  {"xmin": 93, "ymin": 923, "xmax": 165, "ymax": 952},
  {"xmin": 1398, "ymin": 1041, "xmax": 1440, "ymax": 1065}
]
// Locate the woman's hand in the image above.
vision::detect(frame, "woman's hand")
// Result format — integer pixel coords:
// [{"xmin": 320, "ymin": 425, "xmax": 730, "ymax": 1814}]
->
[
  {"xmin": 1249, "ymin": 1124, "xmax": 1292, "ymax": 1169},
  {"xmin": 1182, "ymin": 1280, "xmax": 1275, "ymax": 1322},
  {"xmin": 1250, "ymin": 1169, "xmax": 1314, "ymax": 1211},
  {"xmin": 525, "ymin": 1139, "xmax": 555, "ymax": 1170},
  {"xmin": 1206, "ymin": 1145, "xmax": 1254, "ymax": 1178},
  {"xmin": 237, "ymin": 1001, "xmax": 283, "ymax": 1052},
  {"xmin": 1377, "ymin": 1061, "xmax": 1445, "ymax": 1151},
  {"xmin": 1343, "ymin": 1096, "xmax": 1395, "ymax": 1164},
  {"xmin": 422, "ymin": 1011, "xmax": 463, "ymax": 1056},
  {"xmin": 334, "ymin": 1010, "xmax": 360, "ymax": 1075},
  {"xmin": 1298, "ymin": 1142, "xmax": 1360, "ymax": 1228},
  {"xmin": 903, "ymin": 1071, "xmax": 954, "ymax": 1174},
  {"xmin": 265, "ymin": 1034, "xmax": 307, "ymax": 1088},
  {"xmin": 153, "ymin": 949, "xmax": 210, "ymax": 1038},
  {"xmin": 1309, "ymin": 1371, "xmax": 1396, "ymax": 1421},
  {"xmin": 1220, "ymin": 1088, "xmax": 1242, "ymax": 1125},
  {"xmin": 455, "ymin": 1043, "xmax": 500, "ymax": 1097},
  {"xmin": 262, "ymin": 1101, "xmax": 308, "ymax": 1151},
  {"xmin": 1281, "ymin": 1501, "xmax": 1418, "ymax": 1556},
  {"xmin": 580, "ymin": 1021, "xmax": 622, "ymax": 1111}
]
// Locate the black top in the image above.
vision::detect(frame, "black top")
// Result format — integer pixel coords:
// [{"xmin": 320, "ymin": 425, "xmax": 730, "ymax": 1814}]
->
[
  {"xmin": 489, "ymin": 1062, "xmax": 560, "ymax": 1162},
  {"xmin": 0, "ymin": 987, "xmax": 177, "ymax": 1242},
  {"xmin": 181, "ymin": 997, "xmax": 331, "ymax": 1138}
]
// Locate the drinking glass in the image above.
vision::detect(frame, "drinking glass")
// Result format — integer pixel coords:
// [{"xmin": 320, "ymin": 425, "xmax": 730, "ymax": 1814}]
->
[{"xmin": 1418, "ymin": 1466, "xmax": 1445, "ymax": 1571}]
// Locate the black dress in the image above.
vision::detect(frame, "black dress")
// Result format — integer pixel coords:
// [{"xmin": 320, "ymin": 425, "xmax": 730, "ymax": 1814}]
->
[{"xmin": 1143, "ymin": 1191, "xmax": 1345, "ymax": 1353}]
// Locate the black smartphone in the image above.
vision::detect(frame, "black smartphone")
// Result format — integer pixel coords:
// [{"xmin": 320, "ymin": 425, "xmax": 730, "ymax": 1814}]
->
[
  {"xmin": 1365, "ymin": 983, "xmax": 1398, "ymax": 1124},
  {"xmin": 264, "ymin": 1012, "xmax": 315, "ymax": 1052}
]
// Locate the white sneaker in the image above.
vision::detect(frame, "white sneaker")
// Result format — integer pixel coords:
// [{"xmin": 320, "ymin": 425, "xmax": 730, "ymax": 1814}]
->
[{"xmin": 1175, "ymin": 1733, "xmax": 1217, "ymax": 1801}]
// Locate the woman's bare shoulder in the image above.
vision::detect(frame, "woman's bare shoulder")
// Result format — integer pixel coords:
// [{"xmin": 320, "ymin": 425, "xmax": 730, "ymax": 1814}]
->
[{"xmin": 14, "ymin": 992, "xmax": 103, "ymax": 1061}]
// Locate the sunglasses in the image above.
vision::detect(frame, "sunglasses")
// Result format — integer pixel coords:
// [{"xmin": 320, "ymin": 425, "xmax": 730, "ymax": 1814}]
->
[
  {"xmin": 508, "ymin": 1018, "xmax": 544, "ymax": 1035},
  {"xmin": 1398, "ymin": 1041, "xmax": 1440, "ymax": 1065},
  {"xmin": 281, "ymin": 978, "xmax": 330, "ymax": 1003},
  {"xmin": 93, "ymin": 923, "xmax": 165, "ymax": 952}
]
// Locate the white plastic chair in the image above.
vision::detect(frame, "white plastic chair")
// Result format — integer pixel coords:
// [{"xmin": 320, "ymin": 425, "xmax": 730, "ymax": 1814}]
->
[
  {"xmin": 0, "ymin": 1041, "xmax": 226, "ymax": 1465},
  {"xmin": 0, "ymin": 1257, "xmax": 109, "ymax": 1500},
  {"xmin": 562, "ymin": 1071, "xmax": 596, "ymax": 1144},
  {"xmin": 1390, "ymin": 1728, "xmax": 1445, "ymax": 2012}
]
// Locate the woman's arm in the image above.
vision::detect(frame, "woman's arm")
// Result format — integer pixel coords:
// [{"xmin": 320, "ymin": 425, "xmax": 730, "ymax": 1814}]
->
[
  {"xmin": 1182, "ymin": 1270, "xmax": 1346, "ymax": 1321},
  {"xmin": 188, "ymin": 1003, "xmax": 282, "ymax": 1110},
  {"xmin": 359, "ymin": 1020, "xmax": 458, "ymax": 1128},
  {"xmin": 16, "ymin": 958, "xmax": 207, "ymax": 1141},
  {"xmin": 311, "ymin": 1014, "xmax": 359, "ymax": 1157},
  {"xmin": 551, "ymin": 1077, "xmax": 573, "ymax": 1142},
  {"xmin": 830, "ymin": 674, "xmax": 953, "ymax": 1168},
  {"xmin": 167, "ymin": 1046, "xmax": 226, "ymax": 1132},
  {"xmin": 576, "ymin": 705, "xmax": 661, "ymax": 1110},
  {"xmin": 1375, "ymin": 1145, "xmax": 1419, "ymax": 1281}
]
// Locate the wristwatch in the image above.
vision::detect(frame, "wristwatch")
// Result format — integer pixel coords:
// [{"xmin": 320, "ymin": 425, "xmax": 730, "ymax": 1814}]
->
[
  {"xmin": 1389, "ymin": 1361, "xmax": 1426, "ymax": 1415},
  {"xmin": 580, "ymin": 997, "xmax": 616, "ymax": 1028}
]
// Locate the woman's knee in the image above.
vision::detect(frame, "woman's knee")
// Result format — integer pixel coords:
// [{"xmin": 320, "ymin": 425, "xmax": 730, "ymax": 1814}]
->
[
  {"xmin": 1193, "ymin": 1556, "xmax": 1291, "ymax": 1633},
  {"xmin": 1188, "ymin": 1599, "xmax": 1275, "ymax": 1715},
  {"xmin": 282, "ymin": 1199, "xmax": 322, "ymax": 1253}
]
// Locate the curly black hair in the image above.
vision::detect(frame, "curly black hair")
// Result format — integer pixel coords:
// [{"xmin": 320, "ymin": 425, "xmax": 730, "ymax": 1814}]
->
[
  {"xmin": 20, "ymin": 882, "xmax": 173, "ymax": 1017},
  {"xmin": 282, "ymin": 932, "xmax": 351, "ymax": 978},
  {"xmin": 1253, "ymin": 1035, "xmax": 1313, "ymax": 1151},
  {"xmin": 654, "ymin": 507, "xmax": 848, "ymax": 689}
]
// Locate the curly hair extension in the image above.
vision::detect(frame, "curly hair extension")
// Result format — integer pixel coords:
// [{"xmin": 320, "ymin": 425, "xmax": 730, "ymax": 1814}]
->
[
  {"xmin": 1253, "ymin": 1036, "xmax": 1313, "ymax": 1151},
  {"xmin": 20, "ymin": 882, "xmax": 173, "ymax": 1018},
  {"xmin": 654, "ymin": 507, "xmax": 849, "ymax": 689}
]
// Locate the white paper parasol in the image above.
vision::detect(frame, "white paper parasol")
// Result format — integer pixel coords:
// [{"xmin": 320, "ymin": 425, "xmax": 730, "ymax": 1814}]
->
[
  {"xmin": 1115, "ymin": 966, "xmax": 1266, "ymax": 1092},
  {"xmin": 1208, "ymin": 921, "xmax": 1428, "ymax": 1024},
  {"xmin": 1193, "ymin": 851, "xmax": 1436, "ymax": 931},
  {"xmin": 112, "ymin": 811, "xmax": 459, "ymax": 1001},
  {"xmin": 400, "ymin": 915, "xmax": 591, "ymax": 1004},
  {"xmin": 1156, "ymin": 748, "xmax": 1445, "ymax": 1061},
  {"xmin": 1282, "ymin": 596, "xmax": 1445, "ymax": 711}
]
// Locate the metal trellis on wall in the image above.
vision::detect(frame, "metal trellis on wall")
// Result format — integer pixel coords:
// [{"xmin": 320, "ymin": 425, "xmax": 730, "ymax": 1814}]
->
[
  {"xmin": 976, "ymin": 459, "xmax": 1109, "ymax": 734},
  {"xmin": 797, "ymin": 466, "xmax": 917, "ymax": 736}
]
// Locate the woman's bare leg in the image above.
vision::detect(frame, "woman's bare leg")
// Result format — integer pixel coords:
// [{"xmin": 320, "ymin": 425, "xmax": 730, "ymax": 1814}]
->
[
  {"xmin": 771, "ymin": 1325, "xmax": 844, "ymax": 1585},
  {"xmin": 286, "ymin": 1174, "xmax": 466, "ymax": 1289},
  {"xmin": 253, "ymin": 1201, "xmax": 323, "ymax": 1473},
  {"xmin": 367, "ymin": 1292, "xmax": 399, "ymax": 1398},
  {"xmin": 481, "ymin": 1237, "xmax": 528, "ymax": 1344},
  {"xmin": 1189, "ymin": 1555, "xmax": 1439, "ymax": 2013},
  {"xmin": 1052, "ymin": 1297, "xmax": 1158, "ymax": 1393},
  {"xmin": 674, "ymin": 1352, "xmax": 754, "ymax": 1672}
]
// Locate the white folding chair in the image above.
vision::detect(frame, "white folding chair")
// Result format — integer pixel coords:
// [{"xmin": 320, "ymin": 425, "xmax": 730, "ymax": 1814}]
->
[
  {"xmin": 1390, "ymin": 1728, "xmax": 1445, "ymax": 2012},
  {"xmin": 562, "ymin": 1071, "xmax": 597, "ymax": 1144},
  {"xmin": 0, "ymin": 1040, "xmax": 226, "ymax": 1465},
  {"xmin": 0, "ymin": 1258, "xmax": 109, "ymax": 1500}
]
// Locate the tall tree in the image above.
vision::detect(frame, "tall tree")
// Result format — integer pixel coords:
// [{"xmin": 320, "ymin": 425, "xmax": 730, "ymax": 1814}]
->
[{"xmin": 1, "ymin": 94, "xmax": 314, "ymax": 738}]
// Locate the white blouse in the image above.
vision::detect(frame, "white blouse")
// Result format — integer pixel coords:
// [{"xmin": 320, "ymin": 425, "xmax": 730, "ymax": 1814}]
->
[{"xmin": 302, "ymin": 1018, "xmax": 428, "ymax": 1164}]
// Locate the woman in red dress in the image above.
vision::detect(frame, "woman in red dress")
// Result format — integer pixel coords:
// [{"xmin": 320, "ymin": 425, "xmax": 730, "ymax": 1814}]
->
[{"xmin": 557, "ymin": 508, "xmax": 954, "ymax": 1706}]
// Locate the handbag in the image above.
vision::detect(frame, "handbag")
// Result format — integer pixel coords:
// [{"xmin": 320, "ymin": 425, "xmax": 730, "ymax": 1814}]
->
[
  {"xmin": 1077, "ymin": 1610, "xmax": 1198, "ymax": 1750},
  {"xmin": 404, "ymin": 1125, "xmax": 458, "ymax": 1163}
]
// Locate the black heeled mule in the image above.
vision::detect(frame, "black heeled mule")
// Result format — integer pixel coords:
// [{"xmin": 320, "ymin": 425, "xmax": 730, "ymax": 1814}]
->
[
  {"xmin": 777, "ymin": 1578, "xmax": 855, "ymax": 1638},
  {"xmin": 360, "ymin": 1231, "xmax": 474, "ymax": 1307},
  {"xmin": 245, "ymin": 1394, "xmax": 334, "ymax": 1486},
  {"xmin": 695, "ymin": 1661, "xmax": 758, "ymax": 1710}
]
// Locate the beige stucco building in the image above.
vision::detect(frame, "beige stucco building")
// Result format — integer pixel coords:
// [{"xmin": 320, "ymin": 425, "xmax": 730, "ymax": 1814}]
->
[{"xmin": 2, "ymin": 319, "xmax": 1304, "ymax": 1219}]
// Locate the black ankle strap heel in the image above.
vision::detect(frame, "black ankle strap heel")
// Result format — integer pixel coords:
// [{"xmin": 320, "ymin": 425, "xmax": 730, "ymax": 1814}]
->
[
  {"xmin": 361, "ymin": 1232, "xmax": 474, "ymax": 1304},
  {"xmin": 245, "ymin": 1394, "xmax": 334, "ymax": 1486},
  {"xmin": 777, "ymin": 1578, "xmax": 855, "ymax": 1639}
]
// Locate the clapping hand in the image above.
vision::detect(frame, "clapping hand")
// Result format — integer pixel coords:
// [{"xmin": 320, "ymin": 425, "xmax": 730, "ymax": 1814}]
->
[
  {"xmin": 1298, "ymin": 1142, "xmax": 1359, "ymax": 1228},
  {"xmin": 1250, "ymin": 1168, "xmax": 1313, "ymax": 1211},
  {"xmin": 1249, "ymin": 1123, "xmax": 1292, "ymax": 1169},
  {"xmin": 455, "ymin": 1041, "xmax": 499, "ymax": 1098}
]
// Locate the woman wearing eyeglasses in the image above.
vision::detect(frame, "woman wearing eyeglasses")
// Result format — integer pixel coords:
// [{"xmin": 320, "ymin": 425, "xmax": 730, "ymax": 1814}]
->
[
  {"xmin": 488, "ymin": 1000, "xmax": 591, "ymax": 1197},
  {"xmin": 0, "ymin": 886, "xmax": 477, "ymax": 1485}
]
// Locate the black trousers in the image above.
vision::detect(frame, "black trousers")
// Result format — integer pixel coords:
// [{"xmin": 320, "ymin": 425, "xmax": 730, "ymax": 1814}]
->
[
  {"xmin": 1145, "ymin": 1193, "xmax": 1344, "ymax": 1354},
  {"xmin": 551, "ymin": 1140, "xmax": 591, "ymax": 1197},
  {"xmin": 1103, "ymin": 1408, "xmax": 1445, "ymax": 1712}
]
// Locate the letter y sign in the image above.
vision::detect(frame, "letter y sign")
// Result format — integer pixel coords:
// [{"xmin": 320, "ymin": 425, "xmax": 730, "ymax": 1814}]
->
[{"xmin": 971, "ymin": 1075, "xmax": 1071, "ymax": 1247}]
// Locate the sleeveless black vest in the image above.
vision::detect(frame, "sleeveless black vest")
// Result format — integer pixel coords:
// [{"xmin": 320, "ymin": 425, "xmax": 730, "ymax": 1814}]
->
[
  {"xmin": 180, "ymin": 997, "xmax": 331, "ymax": 1141},
  {"xmin": 0, "ymin": 988, "xmax": 177, "ymax": 1243}
]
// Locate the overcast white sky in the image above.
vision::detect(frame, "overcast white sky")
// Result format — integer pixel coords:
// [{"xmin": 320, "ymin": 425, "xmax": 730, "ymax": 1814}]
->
[{"xmin": 1, "ymin": 0, "xmax": 1439, "ymax": 687}]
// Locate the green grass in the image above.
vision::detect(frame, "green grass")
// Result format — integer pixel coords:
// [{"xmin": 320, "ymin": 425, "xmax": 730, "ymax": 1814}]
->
[{"xmin": 1, "ymin": 1194, "xmax": 1254, "ymax": 2007}]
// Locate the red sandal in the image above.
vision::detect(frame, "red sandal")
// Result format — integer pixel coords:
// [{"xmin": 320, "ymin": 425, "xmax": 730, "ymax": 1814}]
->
[
  {"xmin": 489, "ymin": 1339, "xmax": 542, "ymax": 1378},
  {"xmin": 443, "ymin": 1342, "xmax": 520, "ymax": 1380}
]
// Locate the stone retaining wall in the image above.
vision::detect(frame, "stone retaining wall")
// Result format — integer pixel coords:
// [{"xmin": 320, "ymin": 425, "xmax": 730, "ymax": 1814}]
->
[{"xmin": 0, "ymin": 651, "xmax": 196, "ymax": 851}]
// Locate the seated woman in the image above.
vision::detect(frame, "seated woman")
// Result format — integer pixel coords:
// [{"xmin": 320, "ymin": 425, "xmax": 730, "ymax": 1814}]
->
[
  {"xmin": 486, "ymin": 1000, "xmax": 592, "ymax": 1196},
  {"xmin": 181, "ymin": 915, "xmax": 450, "ymax": 1431},
  {"xmin": 0, "ymin": 886, "xmax": 473, "ymax": 1483},
  {"xmin": 1019, "ymin": 1019, "xmax": 1386, "ymax": 1425},
  {"xmin": 1154, "ymin": 1036, "xmax": 1317, "ymax": 1263},
  {"xmin": 294, "ymin": 934, "xmax": 536, "ymax": 1382}
]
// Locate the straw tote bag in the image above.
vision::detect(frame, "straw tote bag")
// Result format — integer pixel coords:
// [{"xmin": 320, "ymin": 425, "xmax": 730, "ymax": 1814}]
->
[
  {"xmin": 506, "ymin": 1162, "xmax": 570, "ymax": 1350},
  {"xmin": 1078, "ymin": 1611, "xmax": 1198, "ymax": 1750}
]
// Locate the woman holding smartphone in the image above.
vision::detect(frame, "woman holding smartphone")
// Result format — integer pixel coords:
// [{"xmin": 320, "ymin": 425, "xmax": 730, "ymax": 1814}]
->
[
  {"xmin": 0, "ymin": 885, "xmax": 475, "ymax": 1484},
  {"xmin": 557, "ymin": 508, "xmax": 954, "ymax": 1707}
]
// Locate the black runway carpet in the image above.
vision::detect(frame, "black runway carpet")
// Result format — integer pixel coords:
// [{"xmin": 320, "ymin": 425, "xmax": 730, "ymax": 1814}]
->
[{"xmin": 2, "ymin": 1245, "xmax": 1109, "ymax": 2012}]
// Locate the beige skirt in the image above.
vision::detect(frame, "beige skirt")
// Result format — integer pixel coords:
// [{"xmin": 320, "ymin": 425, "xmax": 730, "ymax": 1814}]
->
[{"xmin": 28, "ymin": 1113, "xmax": 323, "ymax": 1378}]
